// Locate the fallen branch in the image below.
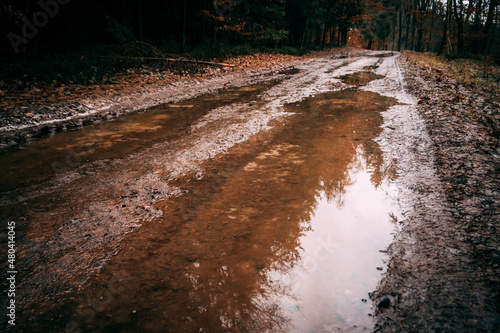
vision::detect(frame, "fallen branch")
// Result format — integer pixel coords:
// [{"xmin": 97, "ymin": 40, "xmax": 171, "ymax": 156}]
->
[{"xmin": 103, "ymin": 56, "xmax": 234, "ymax": 67}]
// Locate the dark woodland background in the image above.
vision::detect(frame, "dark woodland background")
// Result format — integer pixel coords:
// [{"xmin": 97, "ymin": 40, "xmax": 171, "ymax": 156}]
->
[{"xmin": 0, "ymin": 0, "xmax": 498, "ymax": 84}]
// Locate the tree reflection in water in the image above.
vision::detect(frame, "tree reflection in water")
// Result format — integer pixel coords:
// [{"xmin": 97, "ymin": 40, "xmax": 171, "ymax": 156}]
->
[
  {"xmin": 65, "ymin": 89, "xmax": 400, "ymax": 332},
  {"xmin": 175, "ymin": 89, "xmax": 400, "ymax": 332}
]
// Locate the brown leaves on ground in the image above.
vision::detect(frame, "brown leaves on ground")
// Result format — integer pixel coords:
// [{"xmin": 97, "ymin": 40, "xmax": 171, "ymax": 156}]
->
[
  {"xmin": 402, "ymin": 50, "xmax": 499, "ymax": 210},
  {"xmin": 404, "ymin": 51, "xmax": 500, "ymax": 94},
  {"xmin": 0, "ymin": 53, "xmax": 302, "ymax": 115},
  {"xmin": 223, "ymin": 53, "xmax": 301, "ymax": 71},
  {"xmin": 401, "ymin": 51, "xmax": 499, "ymax": 315}
]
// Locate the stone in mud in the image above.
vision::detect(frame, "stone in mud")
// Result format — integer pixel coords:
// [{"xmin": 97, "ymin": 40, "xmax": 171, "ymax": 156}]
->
[{"xmin": 378, "ymin": 297, "xmax": 391, "ymax": 309}]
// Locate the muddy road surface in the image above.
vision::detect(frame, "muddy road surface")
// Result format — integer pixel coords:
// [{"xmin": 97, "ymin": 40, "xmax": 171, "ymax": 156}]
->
[{"xmin": 1, "ymin": 51, "xmax": 497, "ymax": 332}]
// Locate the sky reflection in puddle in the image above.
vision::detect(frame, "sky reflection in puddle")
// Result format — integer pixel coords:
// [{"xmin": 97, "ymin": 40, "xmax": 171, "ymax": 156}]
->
[
  {"xmin": 48, "ymin": 88, "xmax": 402, "ymax": 333},
  {"xmin": 267, "ymin": 151, "xmax": 399, "ymax": 332}
]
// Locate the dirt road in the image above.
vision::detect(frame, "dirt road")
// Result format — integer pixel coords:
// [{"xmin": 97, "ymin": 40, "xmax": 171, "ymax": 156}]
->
[{"xmin": 1, "ymin": 50, "xmax": 498, "ymax": 332}]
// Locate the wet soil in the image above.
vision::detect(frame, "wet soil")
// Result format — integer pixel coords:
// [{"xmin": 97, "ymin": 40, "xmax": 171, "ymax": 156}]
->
[
  {"xmin": 17, "ymin": 88, "xmax": 401, "ymax": 332},
  {"xmin": 371, "ymin": 53, "xmax": 395, "ymax": 58},
  {"xmin": 0, "ymin": 51, "xmax": 404, "ymax": 332},
  {"xmin": 338, "ymin": 72, "xmax": 385, "ymax": 87},
  {"xmin": 370, "ymin": 53, "xmax": 500, "ymax": 332},
  {"xmin": 0, "ymin": 80, "xmax": 280, "ymax": 192},
  {"xmin": 0, "ymin": 51, "xmax": 365, "ymax": 330},
  {"xmin": 2, "ymin": 50, "xmax": 497, "ymax": 332},
  {"xmin": 0, "ymin": 58, "xmax": 306, "ymax": 150}
]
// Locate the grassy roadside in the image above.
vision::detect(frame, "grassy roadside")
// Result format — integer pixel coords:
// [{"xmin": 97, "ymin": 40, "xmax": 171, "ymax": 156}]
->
[{"xmin": 401, "ymin": 50, "xmax": 499, "ymax": 240}]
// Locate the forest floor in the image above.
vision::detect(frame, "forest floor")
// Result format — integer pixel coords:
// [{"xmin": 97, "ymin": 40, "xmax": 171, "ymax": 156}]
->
[
  {"xmin": 0, "ymin": 48, "xmax": 499, "ymax": 332},
  {"xmin": 372, "ymin": 52, "xmax": 500, "ymax": 332}
]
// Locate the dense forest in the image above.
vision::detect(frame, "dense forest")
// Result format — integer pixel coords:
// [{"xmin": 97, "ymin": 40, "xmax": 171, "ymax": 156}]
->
[{"xmin": 0, "ymin": 0, "xmax": 498, "ymax": 83}]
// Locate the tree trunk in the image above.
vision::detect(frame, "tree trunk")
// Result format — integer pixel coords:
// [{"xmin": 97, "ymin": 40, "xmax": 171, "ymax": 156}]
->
[
  {"xmin": 426, "ymin": 0, "xmax": 435, "ymax": 52},
  {"xmin": 405, "ymin": 13, "xmax": 412, "ymax": 50},
  {"xmin": 137, "ymin": 0, "xmax": 143, "ymax": 41},
  {"xmin": 481, "ymin": 0, "xmax": 498, "ymax": 54},
  {"xmin": 182, "ymin": 0, "xmax": 187, "ymax": 52},
  {"xmin": 316, "ymin": 26, "xmax": 322, "ymax": 45},
  {"xmin": 321, "ymin": 4, "xmax": 332, "ymax": 49},
  {"xmin": 452, "ymin": 0, "xmax": 465, "ymax": 54},
  {"xmin": 417, "ymin": 27, "xmax": 424, "ymax": 51},
  {"xmin": 439, "ymin": 0, "xmax": 452, "ymax": 55},
  {"xmin": 300, "ymin": 18, "xmax": 309, "ymax": 50},
  {"xmin": 341, "ymin": 28, "xmax": 348, "ymax": 45},
  {"xmin": 392, "ymin": 18, "xmax": 396, "ymax": 50},
  {"xmin": 471, "ymin": 0, "xmax": 483, "ymax": 52},
  {"xmin": 412, "ymin": 11, "xmax": 419, "ymax": 51},
  {"xmin": 322, "ymin": 21, "xmax": 329, "ymax": 49},
  {"xmin": 398, "ymin": 6, "xmax": 403, "ymax": 51},
  {"xmin": 330, "ymin": 25, "xmax": 335, "ymax": 46}
]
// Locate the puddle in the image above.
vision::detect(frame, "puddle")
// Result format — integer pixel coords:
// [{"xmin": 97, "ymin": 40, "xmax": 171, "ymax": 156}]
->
[
  {"xmin": 338, "ymin": 72, "xmax": 385, "ymax": 86},
  {"xmin": 336, "ymin": 54, "xmax": 358, "ymax": 59},
  {"xmin": 371, "ymin": 53, "xmax": 395, "ymax": 58},
  {"xmin": 0, "ymin": 81, "xmax": 279, "ymax": 192},
  {"xmin": 42, "ymin": 89, "xmax": 402, "ymax": 332},
  {"xmin": 278, "ymin": 67, "xmax": 301, "ymax": 75}
]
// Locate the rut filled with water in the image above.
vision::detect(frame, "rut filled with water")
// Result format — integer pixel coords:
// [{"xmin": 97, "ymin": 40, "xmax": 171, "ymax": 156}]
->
[
  {"xmin": 42, "ymin": 87, "xmax": 404, "ymax": 332},
  {"xmin": 0, "ymin": 80, "xmax": 279, "ymax": 192}
]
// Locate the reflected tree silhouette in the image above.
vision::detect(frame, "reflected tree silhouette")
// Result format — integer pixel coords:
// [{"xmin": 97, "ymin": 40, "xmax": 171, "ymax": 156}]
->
[
  {"xmin": 172, "ymin": 89, "xmax": 400, "ymax": 331},
  {"xmin": 60, "ymin": 89, "xmax": 399, "ymax": 332}
]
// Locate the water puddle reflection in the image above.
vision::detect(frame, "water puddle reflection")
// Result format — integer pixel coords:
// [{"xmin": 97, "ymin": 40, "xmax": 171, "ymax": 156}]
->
[
  {"xmin": 371, "ymin": 53, "xmax": 395, "ymax": 58},
  {"xmin": 271, "ymin": 163, "xmax": 397, "ymax": 331},
  {"xmin": 338, "ymin": 72, "xmax": 385, "ymax": 86},
  {"xmin": 336, "ymin": 54, "xmax": 358, "ymax": 59},
  {"xmin": 56, "ymin": 89, "xmax": 401, "ymax": 332},
  {"xmin": 0, "ymin": 81, "xmax": 279, "ymax": 192}
]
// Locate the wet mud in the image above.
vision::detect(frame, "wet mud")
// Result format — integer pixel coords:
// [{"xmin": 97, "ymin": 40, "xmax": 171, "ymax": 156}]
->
[
  {"xmin": 370, "ymin": 53, "xmax": 500, "ymax": 332},
  {"xmin": 338, "ymin": 72, "xmax": 385, "ymax": 87},
  {"xmin": 15, "ymin": 88, "xmax": 402, "ymax": 332},
  {"xmin": 371, "ymin": 53, "xmax": 395, "ymax": 58},
  {"xmin": 4, "ymin": 51, "xmax": 486, "ymax": 333},
  {"xmin": 0, "ymin": 60, "xmax": 304, "ymax": 150},
  {"xmin": 0, "ymin": 81, "xmax": 280, "ymax": 192}
]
